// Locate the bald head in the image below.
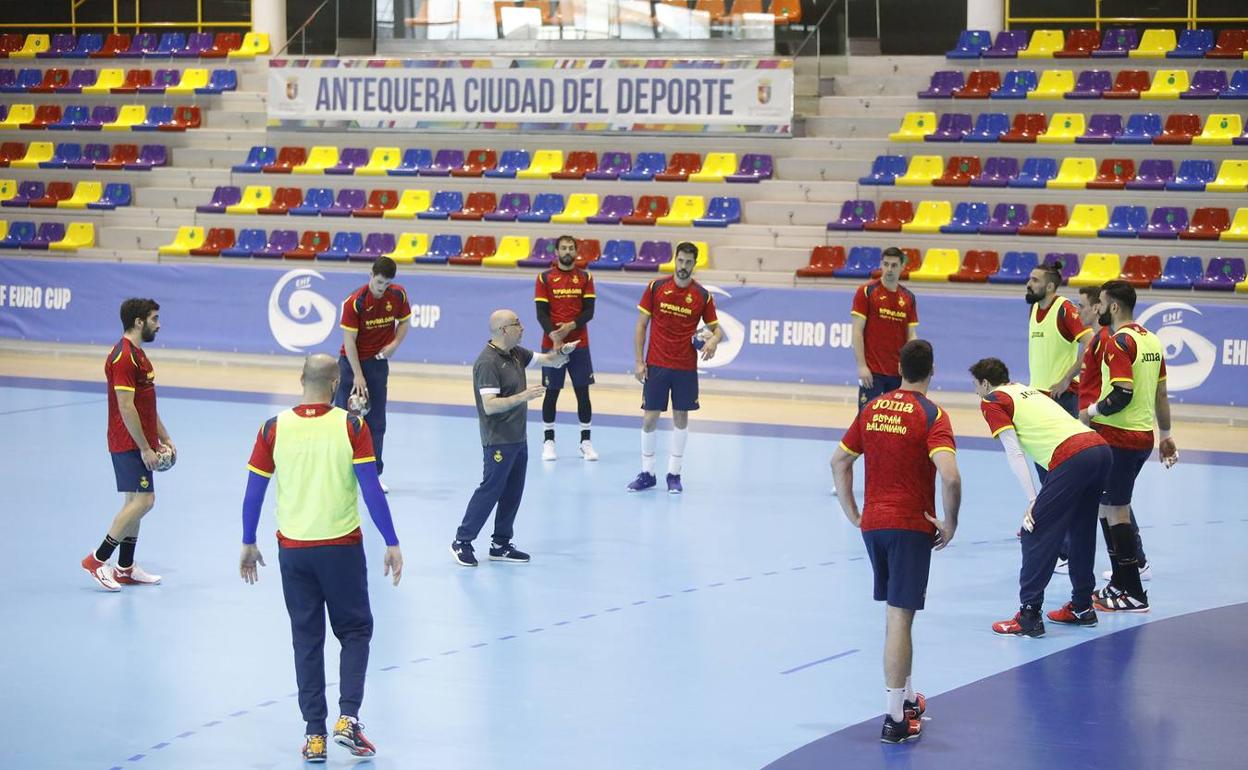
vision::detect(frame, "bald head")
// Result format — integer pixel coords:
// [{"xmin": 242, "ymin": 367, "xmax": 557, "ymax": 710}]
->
[
  {"xmin": 300, "ymin": 353, "xmax": 339, "ymax": 401},
  {"xmin": 490, "ymin": 309, "xmax": 518, "ymax": 333},
  {"xmin": 489, "ymin": 308, "xmax": 524, "ymax": 350}
]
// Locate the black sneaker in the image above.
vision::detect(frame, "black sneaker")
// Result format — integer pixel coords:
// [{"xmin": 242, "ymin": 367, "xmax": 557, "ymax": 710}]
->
[
  {"xmin": 489, "ymin": 541, "xmax": 530, "ymax": 562},
  {"xmin": 904, "ymin": 692, "xmax": 926, "ymax": 720},
  {"xmin": 1093, "ymin": 584, "xmax": 1149, "ymax": 613},
  {"xmin": 880, "ymin": 714, "xmax": 922, "ymax": 744},
  {"xmin": 451, "ymin": 540, "xmax": 477, "ymax": 567}
]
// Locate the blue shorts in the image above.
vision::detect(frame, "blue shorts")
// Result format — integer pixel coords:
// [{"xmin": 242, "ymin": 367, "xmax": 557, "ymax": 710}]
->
[
  {"xmin": 542, "ymin": 346, "xmax": 594, "ymax": 390},
  {"xmin": 111, "ymin": 449, "xmax": 154, "ymax": 494},
  {"xmin": 642, "ymin": 365, "xmax": 699, "ymax": 412},
  {"xmin": 858, "ymin": 374, "xmax": 902, "ymax": 414},
  {"xmin": 1101, "ymin": 446, "xmax": 1150, "ymax": 506},
  {"xmin": 862, "ymin": 529, "xmax": 933, "ymax": 611}
]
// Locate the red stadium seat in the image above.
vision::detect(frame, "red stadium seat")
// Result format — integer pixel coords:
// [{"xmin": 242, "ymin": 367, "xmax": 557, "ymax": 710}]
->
[
  {"xmin": 1086, "ymin": 158, "xmax": 1135, "ymax": 189},
  {"xmin": 450, "ymin": 191, "xmax": 498, "ymax": 221},
  {"xmin": 284, "ymin": 230, "xmax": 331, "ymax": 259},
  {"xmin": 258, "ymin": 187, "xmax": 303, "ymax": 215},
  {"xmin": 1153, "ymin": 113, "xmax": 1201, "ymax": 145},
  {"xmin": 449, "ymin": 235, "xmax": 497, "ymax": 265},
  {"xmin": 621, "ymin": 195, "xmax": 670, "ymax": 225},
  {"xmin": 189, "ymin": 227, "xmax": 235, "ymax": 257},
  {"xmin": 575, "ymin": 238, "xmax": 601, "ymax": 268},
  {"xmin": 353, "ymin": 189, "xmax": 400, "ymax": 218},
  {"xmin": 863, "ymin": 200, "xmax": 916, "ymax": 232},
  {"xmin": 1102, "ymin": 70, "xmax": 1150, "ymax": 99},
  {"xmin": 451, "ymin": 148, "xmax": 497, "ymax": 177},
  {"xmin": 551, "ymin": 151, "xmax": 598, "ymax": 180},
  {"xmin": 29, "ymin": 181, "xmax": 74, "ymax": 208},
  {"xmin": 999, "ymin": 113, "xmax": 1048, "ymax": 143},
  {"xmin": 949, "ymin": 250, "xmax": 1001, "ymax": 283},
  {"xmin": 655, "ymin": 153, "xmax": 702, "ymax": 182},
  {"xmin": 1119, "ymin": 254, "xmax": 1162, "ymax": 287},
  {"xmin": 796, "ymin": 245, "xmax": 847, "ymax": 277},
  {"xmin": 1179, "ymin": 207, "xmax": 1231, "ymax": 240},
  {"xmin": 112, "ymin": 68, "xmax": 152, "ymax": 94},
  {"xmin": 1018, "ymin": 204, "xmax": 1069, "ymax": 235},
  {"xmin": 263, "ymin": 146, "xmax": 308, "ymax": 173},
  {"xmin": 932, "ymin": 156, "xmax": 982, "ymax": 186},
  {"xmin": 953, "ymin": 70, "xmax": 1001, "ymax": 98}
]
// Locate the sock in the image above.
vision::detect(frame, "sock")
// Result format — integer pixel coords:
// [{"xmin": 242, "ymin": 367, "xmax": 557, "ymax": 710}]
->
[
  {"xmin": 903, "ymin": 676, "xmax": 914, "ymax": 703},
  {"xmin": 668, "ymin": 427, "xmax": 688, "ymax": 475},
  {"xmin": 580, "ymin": 422, "xmax": 591, "ymax": 443},
  {"xmin": 886, "ymin": 687, "xmax": 906, "ymax": 722},
  {"xmin": 1130, "ymin": 508, "xmax": 1147, "ymax": 568},
  {"xmin": 641, "ymin": 430, "xmax": 657, "ymax": 474},
  {"xmin": 1099, "ymin": 517, "xmax": 1115, "ymax": 558},
  {"xmin": 118, "ymin": 536, "xmax": 138, "ymax": 569},
  {"xmin": 94, "ymin": 534, "xmax": 119, "ymax": 562},
  {"xmin": 1110, "ymin": 523, "xmax": 1145, "ymax": 598},
  {"xmin": 543, "ymin": 423, "xmax": 555, "ymax": 443}
]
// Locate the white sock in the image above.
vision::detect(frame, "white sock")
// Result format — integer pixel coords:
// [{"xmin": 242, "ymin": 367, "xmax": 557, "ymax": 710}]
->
[
  {"xmin": 668, "ymin": 428, "xmax": 688, "ymax": 474},
  {"xmin": 886, "ymin": 687, "xmax": 906, "ymax": 722},
  {"xmin": 641, "ymin": 430, "xmax": 657, "ymax": 474},
  {"xmin": 543, "ymin": 422, "xmax": 554, "ymax": 437},
  {"xmin": 580, "ymin": 422, "xmax": 591, "ymax": 443},
  {"xmin": 904, "ymin": 676, "xmax": 914, "ymax": 703}
]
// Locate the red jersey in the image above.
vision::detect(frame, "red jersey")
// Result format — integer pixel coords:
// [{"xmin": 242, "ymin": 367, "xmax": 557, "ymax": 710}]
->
[
  {"xmin": 839, "ymin": 389, "xmax": 956, "ymax": 534},
  {"xmin": 247, "ymin": 403, "xmax": 376, "ymax": 548},
  {"xmin": 1032, "ymin": 299, "xmax": 1089, "ymax": 395},
  {"xmin": 638, "ymin": 278, "xmax": 719, "ymax": 371},
  {"xmin": 339, "ymin": 284, "xmax": 412, "ymax": 361},
  {"xmin": 105, "ymin": 337, "xmax": 159, "ymax": 453},
  {"xmin": 1093, "ymin": 324, "xmax": 1167, "ymax": 451},
  {"xmin": 1079, "ymin": 326, "xmax": 1111, "ymax": 411},
  {"xmin": 534, "ymin": 267, "xmax": 595, "ymax": 349},
  {"xmin": 980, "ymin": 390, "xmax": 1106, "ymax": 470},
  {"xmin": 851, "ymin": 281, "xmax": 918, "ymax": 377}
]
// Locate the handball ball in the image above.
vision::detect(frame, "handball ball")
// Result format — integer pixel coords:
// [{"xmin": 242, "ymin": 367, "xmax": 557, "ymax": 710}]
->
[
  {"xmin": 348, "ymin": 393, "xmax": 371, "ymax": 417},
  {"xmin": 154, "ymin": 443, "xmax": 176, "ymax": 472},
  {"xmin": 692, "ymin": 327, "xmax": 714, "ymax": 350}
]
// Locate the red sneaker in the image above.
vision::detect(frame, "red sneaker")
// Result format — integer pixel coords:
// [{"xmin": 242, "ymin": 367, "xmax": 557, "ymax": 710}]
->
[
  {"xmin": 81, "ymin": 553, "xmax": 120, "ymax": 592},
  {"xmin": 881, "ymin": 714, "xmax": 922, "ymax": 743},
  {"xmin": 114, "ymin": 564, "xmax": 162, "ymax": 585},
  {"xmin": 992, "ymin": 612, "xmax": 1045, "ymax": 637},
  {"xmin": 904, "ymin": 692, "xmax": 926, "ymax": 720},
  {"xmin": 1046, "ymin": 602, "xmax": 1097, "ymax": 626}
]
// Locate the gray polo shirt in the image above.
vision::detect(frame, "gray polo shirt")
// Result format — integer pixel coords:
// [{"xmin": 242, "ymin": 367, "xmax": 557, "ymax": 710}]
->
[{"xmin": 473, "ymin": 342, "xmax": 534, "ymax": 446}]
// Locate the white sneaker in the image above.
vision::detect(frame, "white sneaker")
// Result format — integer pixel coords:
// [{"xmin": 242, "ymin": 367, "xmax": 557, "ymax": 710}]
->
[
  {"xmin": 1102, "ymin": 563, "xmax": 1151, "ymax": 581},
  {"xmin": 114, "ymin": 564, "xmax": 162, "ymax": 585},
  {"xmin": 1053, "ymin": 558, "xmax": 1069, "ymax": 575},
  {"xmin": 380, "ymin": 480, "xmax": 390, "ymax": 494},
  {"xmin": 542, "ymin": 440, "xmax": 557, "ymax": 461},
  {"xmin": 81, "ymin": 554, "xmax": 120, "ymax": 592},
  {"xmin": 579, "ymin": 440, "xmax": 599, "ymax": 461}
]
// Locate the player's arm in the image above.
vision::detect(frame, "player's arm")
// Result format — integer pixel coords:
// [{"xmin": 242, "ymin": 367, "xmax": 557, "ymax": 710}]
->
[
  {"xmin": 830, "ymin": 444, "xmax": 861, "ymax": 528},
  {"xmin": 926, "ymin": 451, "xmax": 961, "ymax": 550},
  {"xmin": 240, "ymin": 422, "xmax": 275, "ymax": 584},
  {"xmin": 342, "ymin": 329, "xmax": 367, "ymax": 398},
  {"xmin": 1087, "ymin": 335, "xmax": 1135, "ymax": 418},
  {"xmin": 851, "ymin": 314, "xmax": 871, "ymax": 387},
  {"xmin": 379, "ymin": 317, "xmax": 410, "ymax": 359},
  {"xmin": 481, "ymin": 389, "xmax": 545, "ymax": 414},
  {"xmin": 348, "ymin": 418, "xmax": 403, "ymax": 584},
  {"xmin": 1155, "ymin": 378, "xmax": 1178, "ymax": 466},
  {"xmin": 634, "ymin": 310, "xmax": 650, "ymax": 382}
]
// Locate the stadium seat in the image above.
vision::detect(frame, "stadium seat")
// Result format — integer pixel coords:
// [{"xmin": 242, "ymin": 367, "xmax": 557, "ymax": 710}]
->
[
  {"xmin": 450, "ymin": 148, "xmax": 497, "ymax": 177},
  {"xmin": 549, "ymin": 151, "xmax": 597, "ymax": 181},
  {"xmin": 999, "ymin": 113, "xmax": 1047, "ymax": 142},
  {"xmin": 1101, "ymin": 69, "xmax": 1151, "ymax": 99},
  {"xmin": 388, "ymin": 148, "xmax": 432, "ymax": 177},
  {"xmin": 204, "ymin": 32, "xmax": 244, "ymax": 58},
  {"xmin": 574, "ymin": 239, "xmax": 601, "ymax": 268},
  {"xmin": 185, "ymin": 227, "xmax": 232, "ymax": 257},
  {"xmin": 1167, "ymin": 159, "xmax": 1216, "ymax": 191},
  {"xmin": 484, "ymin": 192, "xmax": 532, "ymax": 222},
  {"xmin": 1077, "ymin": 114, "xmax": 1123, "ymax": 143},
  {"xmin": 254, "ymin": 229, "xmax": 300, "ymax": 259},
  {"xmin": 9, "ymin": 142, "xmax": 52, "ymax": 169},
  {"xmin": 29, "ymin": 68, "xmax": 70, "ymax": 93},
  {"xmin": 1030, "ymin": 69, "xmax": 1074, "ymax": 98},
  {"xmin": 346, "ymin": 232, "xmax": 396, "ymax": 262},
  {"xmin": 1092, "ymin": 27, "xmax": 1138, "ymax": 58},
  {"xmin": 225, "ymin": 185, "xmax": 273, "ymax": 215},
  {"xmin": 932, "ymin": 156, "xmax": 981, "ymax": 186},
  {"xmin": 1182, "ymin": 70, "xmax": 1228, "ymax": 99},
  {"xmin": 550, "ymin": 193, "xmax": 600, "ymax": 224},
  {"xmin": 859, "ymin": 155, "xmax": 908, "ymax": 185},
  {"xmin": 949, "ymin": 249, "xmax": 1000, "ymax": 283},
  {"xmin": 0, "ymin": 33, "xmax": 25, "ymax": 57},
  {"xmin": 517, "ymin": 238, "xmax": 556, "ymax": 269},
  {"xmin": 48, "ymin": 222, "xmax": 93, "ymax": 251},
  {"xmin": 257, "ymin": 187, "xmax": 301, "ymax": 215},
  {"xmin": 983, "ymin": 30, "xmax": 1030, "ymax": 59},
  {"xmin": 117, "ymin": 33, "xmax": 159, "ymax": 58},
  {"xmin": 517, "ymin": 149, "xmax": 563, "ymax": 179},
  {"xmin": 1117, "ymin": 112, "xmax": 1164, "ymax": 144},
  {"xmin": 918, "ymin": 71, "xmax": 965, "ymax": 98},
  {"xmin": 517, "ymin": 193, "xmax": 564, "ymax": 223},
  {"xmin": 138, "ymin": 68, "xmax": 180, "ymax": 93},
  {"xmin": 1119, "ymin": 255, "xmax": 1163, "ymax": 287},
  {"xmin": 448, "ymin": 235, "xmax": 498, "ymax": 266},
  {"xmin": 981, "ymin": 202, "xmax": 1029, "ymax": 234},
  {"xmin": 889, "ymin": 112, "xmax": 937, "ymax": 141},
  {"xmin": 947, "ymin": 29, "xmax": 993, "ymax": 59},
  {"xmin": 11, "ymin": 34, "xmax": 50, "ymax": 59},
  {"xmin": 1193, "ymin": 114, "xmax": 1243, "ymax": 145},
  {"xmin": 28, "ymin": 181, "xmax": 72, "ymax": 208},
  {"xmin": 416, "ymin": 190, "xmax": 462, "ymax": 220},
  {"xmin": 656, "ymin": 195, "xmax": 706, "ymax": 226},
  {"xmin": 658, "ymin": 242, "xmax": 709, "ymax": 274},
  {"xmin": 991, "ymin": 70, "xmax": 1038, "ymax": 99},
  {"xmin": 864, "ymin": 200, "xmax": 916, "ymax": 231},
  {"xmin": 723, "ymin": 153, "xmax": 772, "ymax": 183},
  {"xmin": 1125, "ymin": 159, "xmax": 1175, "ymax": 189},
  {"xmin": 1131, "ymin": 28, "xmax": 1178, "ymax": 58},
  {"xmin": 587, "ymin": 151, "xmax": 632, "ymax": 181},
  {"xmin": 900, "ymin": 200, "xmax": 953, "ymax": 233},
  {"xmin": 1209, "ymin": 161, "xmax": 1248, "ymax": 192},
  {"xmin": 833, "ymin": 246, "xmax": 882, "ymax": 278},
  {"xmin": 0, "ymin": 220, "xmax": 35, "ymax": 248},
  {"xmin": 1068, "ymin": 253, "xmax": 1121, "ymax": 286},
  {"xmin": 827, "ymin": 200, "xmax": 876, "ymax": 231},
  {"xmin": 1222, "ymin": 208, "xmax": 1248, "ymax": 240},
  {"xmin": 1042, "ymin": 252, "xmax": 1079, "ymax": 282},
  {"xmin": 1222, "ymin": 69, "xmax": 1248, "ymax": 98},
  {"xmin": 1168, "ymin": 28, "xmax": 1213, "ymax": 59},
  {"xmin": 422, "ymin": 149, "xmax": 464, "ymax": 177},
  {"xmin": 197, "ymin": 69, "xmax": 238, "ymax": 94},
  {"xmin": 196, "ymin": 186, "xmax": 241, "ymax": 213},
  {"xmin": 1009, "ymin": 157, "xmax": 1058, "ymax": 188},
  {"xmin": 584, "ymin": 194, "xmax": 632, "ymax": 225},
  {"xmin": 21, "ymin": 104, "xmax": 62, "ymax": 129},
  {"xmin": 174, "ymin": 32, "xmax": 214, "ymax": 58},
  {"xmin": 1019, "ymin": 30, "xmax": 1064, "ymax": 59},
  {"xmin": 623, "ymin": 241, "xmax": 672, "ymax": 273},
  {"xmin": 1066, "ymin": 69, "xmax": 1112, "ymax": 98},
  {"xmin": 1141, "ymin": 70, "xmax": 1189, "ymax": 100},
  {"xmin": 323, "ymin": 147, "xmax": 367, "ymax": 175},
  {"xmin": 655, "ymin": 153, "xmax": 703, "ymax": 182},
  {"xmin": 2, "ymin": 180, "xmax": 43, "ymax": 207},
  {"xmin": 152, "ymin": 32, "xmax": 188, "ymax": 58},
  {"xmin": 587, "ymin": 240, "xmax": 637, "ymax": 270},
  {"xmin": 953, "ymin": 70, "xmax": 1001, "ymax": 98},
  {"xmin": 1018, "ymin": 204, "xmax": 1068, "ymax": 235},
  {"xmin": 1037, "ymin": 113, "xmax": 1085, "ymax": 143},
  {"xmin": 89, "ymin": 33, "xmax": 128, "ymax": 58},
  {"xmin": 111, "ymin": 68, "xmax": 151, "ymax": 94},
  {"xmin": 796, "ymin": 245, "xmax": 847, "ymax": 277},
  {"xmin": 100, "ymin": 104, "xmax": 141, "ymax": 131},
  {"xmin": 895, "ymin": 155, "xmax": 944, "ymax": 186},
  {"xmin": 925, "ymin": 113, "xmax": 973, "ymax": 141},
  {"xmin": 323, "ymin": 189, "xmax": 368, "ymax": 217},
  {"xmin": 1053, "ymin": 29, "xmax": 1099, "ymax": 58},
  {"xmin": 1207, "ymin": 29, "xmax": 1248, "ymax": 59},
  {"xmin": 50, "ymin": 105, "xmax": 93, "ymax": 130},
  {"xmin": 89, "ymin": 182, "xmax": 131, "ymax": 210},
  {"xmin": 620, "ymin": 152, "xmax": 666, "ymax": 181},
  {"xmin": 1140, "ymin": 207, "xmax": 1189, "ymax": 239},
  {"xmin": 689, "ymin": 152, "xmax": 737, "ymax": 182},
  {"xmin": 69, "ymin": 142, "xmax": 108, "ymax": 169},
  {"xmin": 233, "ymin": 145, "xmax": 275, "ymax": 173},
  {"xmin": 1087, "ymin": 158, "xmax": 1136, "ymax": 189},
  {"xmin": 617, "ymin": 195, "xmax": 667, "ymax": 227},
  {"xmin": 481, "ymin": 236, "xmax": 532, "ymax": 267},
  {"xmin": 63, "ymin": 32, "xmax": 104, "ymax": 58},
  {"xmin": 971, "ymin": 156, "xmax": 1020, "ymax": 186},
  {"xmin": 1153, "ymin": 113, "xmax": 1201, "ymax": 144},
  {"xmin": 292, "ymin": 146, "xmax": 338, "ymax": 174},
  {"xmin": 0, "ymin": 180, "xmax": 14, "ymax": 204},
  {"xmin": 449, "ymin": 191, "xmax": 496, "ymax": 221},
  {"xmin": 57, "ymin": 181, "xmax": 103, "ymax": 209},
  {"xmin": 1151, "ymin": 256, "xmax": 1203, "ymax": 288},
  {"xmin": 1194, "ymin": 257, "xmax": 1246, "ymax": 291},
  {"xmin": 312, "ymin": 231, "xmax": 359, "ymax": 262},
  {"xmin": 0, "ymin": 142, "xmax": 26, "ymax": 167},
  {"xmin": 1180, "ymin": 207, "xmax": 1231, "ymax": 240},
  {"xmin": 413, "ymin": 233, "xmax": 461, "ymax": 264},
  {"xmin": 694, "ymin": 197, "xmax": 741, "ymax": 227},
  {"xmin": 1056, "ymin": 204, "xmax": 1108, "ymax": 237},
  {"xmin": 908, "ymin": 248, "xmax": 960, "ymax": 281},
  {"xmin": 380, "ymin": 189, "xmax": 431, "ymax": 219},
  {"xmin": 1048, "ymin": 157, "xmax": 1096, "ymax": 189},
  {"xmin": 228, "ymin": 32, "xmax": 270, "ymax": 59},
  {"xmin": 284, "ymin": 187, "xmax": 330, "ymax": 216},
  {"xmin": 42, "ymin": 142, "xmax": 81, "ymax": 168},
  {"xmin": 478, "ymin": 148, "xmax": 527, "ymax": 178},
  {"xmin": 940, "ymin": 202, "xmax": 989, "ymax": 233},
  {"xmin": 158, "ymin": 226, "xmax": 206, "ymax": 256}
]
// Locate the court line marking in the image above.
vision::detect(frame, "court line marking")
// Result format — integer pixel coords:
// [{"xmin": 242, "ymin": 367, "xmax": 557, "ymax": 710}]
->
[
  {"xmin": 0, "ymin": 397, "xmax": 104, "ymax": 417},
  {"xmin": 780, "ymin": 649, "xmax": 861, "ymax": 676}
]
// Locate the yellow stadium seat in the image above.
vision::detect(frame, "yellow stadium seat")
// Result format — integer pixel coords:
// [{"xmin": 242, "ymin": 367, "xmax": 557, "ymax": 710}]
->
[
  {"xmin": 889, "ymin": 112, "xmax": 937, "ymax": 142},
  {"xmin": 0, "ymin": 180, "xmax": 15, "ymax": 204},
  {"xmin": 1208, "ymin": 161, "xmax": 1248, "ymax": 192},
  {"xmin": 1057, "ymin": 204, "xmax": 1109, "ymax": 237},
  {"xmin": 1069, "ymin": 253, "xmax": 1122, "ymax": 287},
  {"xmin": 293, "ymin": 146, "xmax": 339, "ymax": 174},
  {"xmin": 0, "ymin": 221, "xmax": 7, "ymax": 242},
  {"xmin": 481, "ymin": 236, "xmax": 531, "ymax": 267},
  {"xmin": 357, "ymin": 147, "xmax": 401, "ymax": 176},
  {"xmin": 48, "ymin": 222, "xmax": 95, "ymax": 252},
  {"xmin": 0, "ymin": 104, "xmax": 35, "ymax": 130},
  {"xmin": 1037, "ymin": 113, "xmax": 1085, "ymax": 143},
  {"xmin": 226, "ymin": 185, "xmax": 274, "ymax": 214},
  {"xmin": 656, "ymin": 195, "xmax": 707, "ymax": 226},
  {"xmin": 689, "ymin": 152, "xmax": 738, "ymax": 182},
  {"xmin": 1129, "ymin": 28, "xmax": 1177, "ymax": 58},
  {"xmin": 659, "ymin": 241, "xmax": 709, "ymax": 273},
  {"xmin": 1140, "ymin": 69, "xmax": 1188, "ymax": 100},
  {"xmin": 158, "ymin": 226, "xmax": 206, "ymax": 256},
  {"xmin": 84, "ymin": 68, "xmax": 125, "ymax": 94},
  {"xmin": 550, "ymin": 193, "xmax": 600, "ymax": 224},
  {"xmin": 59, "ymin": 181, "xmax": 104, "ymax": 210},
  {"xmin": 104, "ymin": 105, "xmax": 146, "ymax": 131},
  {"xmin": 10, "ymin": 34, "xmax": 50, "ymax": 59},
  {"xmin": 389, "ymin": 233, "xmax": 429, "ymax": 263},
  {"xmin": 10, "ymin": 142, "xmax": 54, "ymax": 169},
  {"xmin": 1193, "ymin": 114, "xmax": 1243, "ymax": 146},
  {"xmin": 1018, "ymin": 30, "xmax": 1064, "ymax": 58},
  {"xmin": 900, "ymin": 200, "xmax": 953, "ymax": 233},
  {"xmin": 908, "ymin": 248, "xmax": 960, "ymax": 281},
  {"xmin": 516, "ymin": 150, "xmax": 563, "ymax": 179},
  {"xmin": 1047, "ymin": 157, "xmax": 1097, "ymax": 189},
  {"xmin": 1223, "ymin": 208, "xmax": 1248, "ymax": 241},
  {"xmin": 1028, "ymin": 69, "xmax": 1075, "ymax": 99},
  {"xmin": 166, "ymin": 68, "xmax": 209, "ymax": 95},
  {"xmin": 1238, "ymin": 279, "xmax": 1248, "ymax": 293},
  {"xmin": 383, "ymin": 189, "xmax": 431, "ymax": 219},
  {"xmin": 895, "ymin": 155, "xmax": 944, "ymax": 187},
  {"xmin": 228, "ymin": 31, "xmax": 271, "ymax": 59}
]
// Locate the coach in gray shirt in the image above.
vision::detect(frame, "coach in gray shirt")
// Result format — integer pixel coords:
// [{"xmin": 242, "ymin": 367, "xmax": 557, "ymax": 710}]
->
[{"xmin": 451, "ymin": 309, "xmax": 569, "ymax": 567}]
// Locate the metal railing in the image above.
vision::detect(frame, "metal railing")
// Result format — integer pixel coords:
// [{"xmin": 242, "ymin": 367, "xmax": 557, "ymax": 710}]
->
[
  {"xmin": 277, "ymin": 0, "xmax": 338, "ymax": 56},
  {"xmin": 1006, "ymin": 0, "xmax": 1248, "ymax": 31},
  {"xmin": 0, "ymin": 0, "xmax": 251, "ymax": 33}
]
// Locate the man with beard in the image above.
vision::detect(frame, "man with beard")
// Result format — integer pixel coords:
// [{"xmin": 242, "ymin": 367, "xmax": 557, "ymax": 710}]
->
[
  {"xmin": 628, "ymin": 242, "xmax": 722, "ymax": 494},
  {"xmin": 535, "ymin": 235, "xmax": 599, "ymax": 462},
  {"xmin": 81, "ymin": 298, "xmax": 172, "ymax": 590},
  {"xmin": 1025, "ymin": 262, "xmax": 1089, "ymax": 419},
  {"xmin": 851, "ymin": 247, "xmax": 918, "ymax": 414}
]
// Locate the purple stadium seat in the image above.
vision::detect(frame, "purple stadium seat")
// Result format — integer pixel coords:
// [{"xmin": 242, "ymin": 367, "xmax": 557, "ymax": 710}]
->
[
  {"xmin": 2, "ymin": 181, "xmax": 43, "ymax": 208},
  {"xmin": 970, "ymin": 156, "xmax": 1020, "ymax": 187},
  {"xmin": 483, "ymin": 192, "xmax": 531, "ymax": 222},
  {"xmin": 1099, "ymin": 205, "xmax": 1149, "ymax": 237},
  {"xmin": 1041, "ymin": 253, "xmax": 1079, "ymax": 282},
  {"xmin": 1067, "ymin": 70, "xmax": 1112, "ymax": 98},
  {"xmin": 23, "ymin": 222, "xmax": 66, "ymax": 250},
  {"xmin": 623, "ymin": 241, "xmax": 672, "ymax": 272},
  {"xmin": 925, "ymin": 112, "xmax": 973, "ymax": 141},
  {"xmin": 1125, "ymin": 159, "xmax": 1175, "ymax": 190},
  {"xmin": 421, "ymin": 149, "xmax": 463, "ymax": 176},
  {"xmin": 66, "ymin": 143, "xmax": 109, "ymax": 169},
  {"xmin": 586, "ymin": 151, "xmax": 632, "ymax": 180},
  {"xmin": 86, "ymin": 105, "xmax": 117, "ymax": 129},
  {"xmin": 60, "ymin": 69, "xmax": 98, "ymax": 93},
  {"xmin": 919, "ymin": 71, "xmax": 965, "ymax": 98},
  {"xmin": 348, "ymin": 233, "xmax": 396, "ymax": 262},
  {"xmin": 1076, "ymin": 113, "xmax": 1123, "ymax": 143},
  {"xmin": 118, "ymin": 33, "xmax": 159, "ymax": 58},
  {"xmin": 174, "ymin": 32, "xmax": 214, "ymax": 58},
  {"xmin": 322, "ymin": 189, "xmax": 367, "ymax": 217},
  {"xmin": 983, "ymin": 30, "xmax": 1029, "ymax": 59},
  {"xmin": 726, "ymin": 153, "xmax": 773, "ymax": 183},
  {"xmin": 126, "ymin": 144, "xmax": 166, "ymax": 169},
  {"xmin": 980, "ymin": 202, "xmax": 1029, "ymax": 234},
  {"xmin": 517, "ymin": 238, "xmax": 557, "ymax": 268},
  {"xmin": 253, "ymin": 230, "xmax": 299, "ymax": 258},
  {"xmin": 1091, "ymin": 27, "xmax": 1138, "ymax": 57},
  {"xmin": 827, "ymin": 200, "xmax": 876, "ymax": 231},
  {"xmin": 1193, "ymin": 258, "xmax": 1245, "ymax": 291},
  {"xmin": 196, "ymin": 186, "xmax": 242, "ymax": 213},
  {"xmin": 325, "ymin": 147, "xmax": 368, "ymax": 175},
  {"xmin": 37, "ymin": 34, "xmax": 77, "ymax": 59},
  {"xmin": 1, "ymin": 69, "xmax": 40, "ymax": 93},
  {"xmin": 1182, "ymin": 70, "xmax": 1228, "ymax": 99},
  {"xmin": 138, "ymin": 69, "xmax": 180, "ymax": 93},
  {"xmin": 586, "ymin": 195, "xmax": 634, "ymax": 225},
  {"xmin": 1139, "ymin": 207, "xmax": 1189, "ymax": 239}
]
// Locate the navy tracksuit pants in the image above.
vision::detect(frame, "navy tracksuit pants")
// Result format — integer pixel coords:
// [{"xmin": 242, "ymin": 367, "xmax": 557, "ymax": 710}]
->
[
  {"xmin": 455, "ymin": 442, "xmax": 527, "ymax": 544},
  {"xmin": 334, "ymin": 355, "xmax": 388, "ymax": 474},
  {"xmin": 279, "ymin": 542, "xmax": 374, "ymax": 736},
  {"xmin": 1019, "ymin": 444, "xmax": 1112, "ymax": 611}
]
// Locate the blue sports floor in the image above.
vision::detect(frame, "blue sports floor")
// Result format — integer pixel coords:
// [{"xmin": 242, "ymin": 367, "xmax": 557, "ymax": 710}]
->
[{"xmin": 2, "ymin": 379, "xmax": 1246, "ymax": 770}]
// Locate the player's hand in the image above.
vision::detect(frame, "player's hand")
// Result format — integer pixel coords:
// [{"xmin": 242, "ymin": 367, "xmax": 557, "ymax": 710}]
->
[
  {"xmin": 1159, "ymin": 437, "xmax": 1178, "ymax": 468},
  {"xmin": 383, "ymin": 545, "xmax": 403, "ymax": 586},
  {"xmin": 378, "ymin": 343, "xmax": 396, "ymax": 360},
  {"xmin": 240, "ymin": 544, "xmax": 265, "ymax": 584},
  {"xmin": 140, "ymin": 446, "xmax": 159, "ymax": 471},
  {"xmin": 1051, "ymin": 377, "xmax": 1073, "ymax": 399},
  {"xmin": 700, "ymin": 339, "xmax": 718, "ymax": 361},
  {"xmin": 351, "ymin": 379, "xmax": 369, "ymax": 399},
  {"xmin": 1078, "ymin": 409, "xmax": 1092, "ymax": 426},
  {"xmin": 555, "ymin": 321, "xmax": 576, "ymax": 337},
  {"xmin": 1021, "ymin": 501, "xmax": 1036, "ymax": 533},
  {"xmin": 634, "ymin": 363, "xmax": 647, "ymax": 383},
  {"xmin": 522, "ymin": 386, "xmax": 547, "ymax": 403},
  {"xmin": 857, "ymin": 365, "xmax": 873, "ymax": 389},
  {"xmin": 924, "ymin": 512, "xmax": 956, "ymax": 551}
]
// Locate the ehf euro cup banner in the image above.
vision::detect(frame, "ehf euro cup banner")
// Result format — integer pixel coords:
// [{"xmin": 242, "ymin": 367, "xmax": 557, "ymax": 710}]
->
[
  {"xmin": 267, "ymin": 58, "xmax": 793, "ymax": 134},
  {"xmin": 1, "ymin": 257, "xmax": 1246, "ymax": 405}
]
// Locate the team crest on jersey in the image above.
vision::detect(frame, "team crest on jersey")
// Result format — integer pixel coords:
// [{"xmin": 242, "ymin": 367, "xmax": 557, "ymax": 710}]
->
[
  {"xmin": 140, "ymin": 476, "xmax": 150, "ymax": 490},
  {"xmin": 685, "ymin": 294, "xmax": 693, "ymax": 304},
  {"xmin": 898, "ymin": 297, "xmax": 906, "ymax": 307},
  {"xmin": 385, "ymin": 301, "xmax": 393, "ymax": 312},
  {"xmin": 572, "ymin": 276, "xmax": 580, "ymax": 284},
  {"xmin": 493, "ymin": 449, "xmax": 503, "ymax": 463}
]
